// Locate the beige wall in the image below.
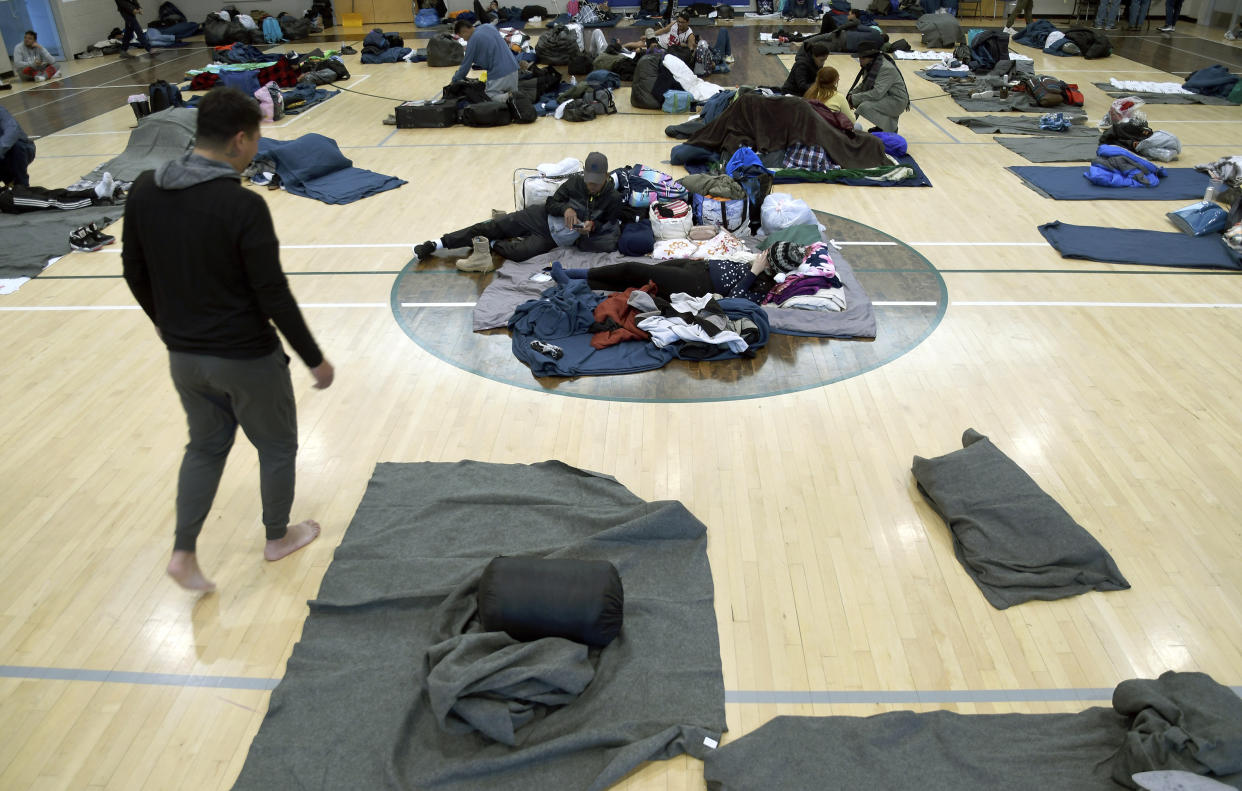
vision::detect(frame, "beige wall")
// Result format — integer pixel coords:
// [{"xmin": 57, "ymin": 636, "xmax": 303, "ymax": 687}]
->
[
  {"xmin": 54, "ymin": 0, "xmax": 125, "ymax": 59},
  {"xmin": 0, "ymin": 29, "xmax": 11, "ymax": 75}
]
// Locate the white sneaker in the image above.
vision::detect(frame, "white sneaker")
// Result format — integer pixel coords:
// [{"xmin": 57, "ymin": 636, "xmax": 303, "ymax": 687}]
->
[
  {"xmin": 1002, "ymin": 25, "xmax": 1017, "ymax": 34},
  {"xmin": 35, "ymin": 74, "xmax": 47, "ymax": 82},
  {"xmin": 1225, "ymin": 29, "xmax": 1238, "ymax": 40},
  {"xmin": 1158, "ymin": 24, "xmax": 1175, "ymax": 31},
  {"xmin": 50, "ymin": 68, "xmax": 62, "ymax": 80}
]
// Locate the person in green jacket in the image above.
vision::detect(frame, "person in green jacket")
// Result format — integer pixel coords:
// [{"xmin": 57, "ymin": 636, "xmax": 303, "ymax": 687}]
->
[{"xmin": 846, "ymin": 41, "xmax": 910, "ymax": 133}]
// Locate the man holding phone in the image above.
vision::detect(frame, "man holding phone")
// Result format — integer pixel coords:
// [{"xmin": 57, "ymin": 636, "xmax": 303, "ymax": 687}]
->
[{"xmin": 414, "ymin": 151, "xmax": 623, "ymax": 269}]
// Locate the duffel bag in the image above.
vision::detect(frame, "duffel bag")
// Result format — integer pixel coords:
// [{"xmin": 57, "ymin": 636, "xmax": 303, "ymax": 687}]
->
[
  {"xmin": 461, "ymin": 100, "xmax": 512, "ymax": 126},
  {"xmin": 427, "ymin": 33, "xmax": 465, "ymax": 66},
  {"xmin": 662, "ymin": 90, "xmax": 693, "ymax": 113},
  {"xmin": 693, "ymin": 193, "xmax": 746, "ymax": 232},
  {"xmin": 508, "ymin": 93, "xmax": 537, "ymax": 123}
]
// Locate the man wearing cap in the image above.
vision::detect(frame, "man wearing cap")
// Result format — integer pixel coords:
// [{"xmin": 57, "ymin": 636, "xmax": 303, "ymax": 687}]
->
[
  {"xmin": 414, "ymin": 152, "xmax": 622, "ymax": 268},
  {"xmin": 846, "ymin": 41, "xmax": 909, "ymax": 133}
]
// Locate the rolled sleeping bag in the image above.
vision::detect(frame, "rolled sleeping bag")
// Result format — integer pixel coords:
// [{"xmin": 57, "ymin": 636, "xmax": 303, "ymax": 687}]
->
[{"xmin": 478, "ymin": 557, "xmax": 624, "ymax": 647}]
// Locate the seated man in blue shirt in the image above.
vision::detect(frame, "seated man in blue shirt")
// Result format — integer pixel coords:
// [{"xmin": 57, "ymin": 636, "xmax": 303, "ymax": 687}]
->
[{"xmin": 452, "ymin": 19, "xmax": 520, "ymax": 101}]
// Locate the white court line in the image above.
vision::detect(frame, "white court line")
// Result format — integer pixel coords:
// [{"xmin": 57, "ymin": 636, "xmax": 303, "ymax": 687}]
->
[
  {"xmin": 909, "ymin": 241, "xmax": 1048, "ymax": 246},
  {"xmin": 874, "ymin": 301, "xmax": 938, "ymax": 306},
  {"xmin": 954, "ymin": 301, "xmax": 1242, "ymax": 308},
  {"xmin": 45, "ymin": 130, "xmax": 132, "ymax": 137},
  {"xmin": 0, "ymin": 303, "xmax": 388, "ymax": 311},
  {"xmin": 400, "ymin": 302, "xmax": 478, "ymax": 307}
]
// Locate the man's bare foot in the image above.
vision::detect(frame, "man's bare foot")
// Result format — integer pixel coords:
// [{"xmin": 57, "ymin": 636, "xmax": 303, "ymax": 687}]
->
[
  {"xmin": 167, "ymin": 551, "xmax": 216, "ymax": 592},
  {"xmin": 264, "ymin": 520, "xmax": 321, "ymax": 561}
]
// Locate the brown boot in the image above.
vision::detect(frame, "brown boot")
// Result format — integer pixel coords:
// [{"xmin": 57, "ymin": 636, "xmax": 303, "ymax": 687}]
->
[{"xmin": 457, "ymin": 235, "xmax": 497, "ymax": 273}]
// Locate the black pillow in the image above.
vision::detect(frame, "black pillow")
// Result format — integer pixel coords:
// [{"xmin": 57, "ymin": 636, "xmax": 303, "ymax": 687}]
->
[{"xmin": 478, "ymin": 556, "xmax": 624, "ymax": 647}]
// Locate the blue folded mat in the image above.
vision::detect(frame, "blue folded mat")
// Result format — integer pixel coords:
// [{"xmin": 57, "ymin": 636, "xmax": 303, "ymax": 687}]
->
[
  {"xmin": 1038, "ymin": 220, "xmax": 1242, "ymax": 270},
  {"xmin": 1009, "ymin": 166, "xmax": 1209, "ymax": 200},
  {"xmin": 258, "ymin": 134, "xmax": 406, "ymax": 205}
]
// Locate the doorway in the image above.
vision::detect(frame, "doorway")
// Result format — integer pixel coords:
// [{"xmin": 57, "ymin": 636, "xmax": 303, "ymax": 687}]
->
[{"xmin": 1, "ymin": 0, "xmax": 66, "ymax": 62}]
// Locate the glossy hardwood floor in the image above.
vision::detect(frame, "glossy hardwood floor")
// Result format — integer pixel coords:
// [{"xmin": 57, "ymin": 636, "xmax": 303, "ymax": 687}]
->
[{"xmin": 1, "ymin": 16, "xmax": 1241, "ymax": 790}]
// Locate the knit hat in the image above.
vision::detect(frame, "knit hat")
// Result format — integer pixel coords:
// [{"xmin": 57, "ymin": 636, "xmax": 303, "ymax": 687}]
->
[{"xmin": 767, "ymin": 241, "xmax": 806, "ymax": 274}]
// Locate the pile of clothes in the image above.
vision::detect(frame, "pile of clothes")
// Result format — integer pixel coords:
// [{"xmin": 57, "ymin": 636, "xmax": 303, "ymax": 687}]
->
[{"xmin": 761, "ymin": 242, "xmax": 847, "ymax": 312}]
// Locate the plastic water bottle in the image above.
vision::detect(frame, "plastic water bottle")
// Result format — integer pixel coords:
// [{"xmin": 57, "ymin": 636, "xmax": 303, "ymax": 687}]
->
[{"xmin": 1205, "ymin": 178, "xmax": 1224, "ymax": 202}]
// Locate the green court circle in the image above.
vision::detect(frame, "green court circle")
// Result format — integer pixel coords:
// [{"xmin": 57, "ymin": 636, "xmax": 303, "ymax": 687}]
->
[{"xmin": 390, "ymin": 210, "xmax": 947, "ymax": 403}]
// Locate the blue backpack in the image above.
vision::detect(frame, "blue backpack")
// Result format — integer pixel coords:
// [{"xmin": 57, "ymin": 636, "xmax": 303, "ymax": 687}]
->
[
  {"xmin": 262, "ymin": 16, "xmax": 284, "ymax": 43},
  {"xmin": 415, "ymin": 8, "xmax": 440, "ymax": 26}
]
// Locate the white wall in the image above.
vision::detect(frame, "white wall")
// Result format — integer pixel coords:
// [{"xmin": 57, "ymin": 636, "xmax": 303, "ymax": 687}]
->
[{"xmin": 54, "ymin": 0, "xmax": 127, "ymax": 57}]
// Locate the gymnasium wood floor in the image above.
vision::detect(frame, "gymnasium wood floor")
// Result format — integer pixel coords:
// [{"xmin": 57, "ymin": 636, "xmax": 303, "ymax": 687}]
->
[{"xmin": 2, "ymin": 15, "xmax": 1242, "ymax": 790}]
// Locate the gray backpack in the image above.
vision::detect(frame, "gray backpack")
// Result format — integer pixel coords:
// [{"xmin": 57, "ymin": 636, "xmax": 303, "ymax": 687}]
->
[{"xmin": 427, "ymin": 33, "xmax": 464, "ymax": 66}]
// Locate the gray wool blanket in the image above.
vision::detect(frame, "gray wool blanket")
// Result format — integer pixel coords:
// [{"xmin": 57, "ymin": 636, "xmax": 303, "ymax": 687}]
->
[
  {"xmin": 0, "ymin": 208, "xmax": 119, "ymax": 278},
  {"xmin": 76, "ymin": 107, "xmax": 197, "ymax": 185},
  {"xmin": 949, "ymin": 114, "xmax": 1096, "ymax": 135},
  {"xmin": 702, "ymin": 672, "xmax": 1242, "ymax": 791},
  {"xmin": 233, "ymin": 460, "xmax": 726, "ymax": 791},
  {"xmin": 912, "ymin": 428, "xmax": 1130, "ymax": 609},
  {"xmin": 996, "ymin": 136, "xmax": 1101, "ymax": 162}
]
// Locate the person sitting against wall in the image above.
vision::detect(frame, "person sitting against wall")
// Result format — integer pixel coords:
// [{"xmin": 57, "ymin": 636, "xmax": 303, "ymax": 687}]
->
[
  {"xmin": 451, "ymin": 18, "xmax": 520, "ymax": 101},
  {"xmin": 847, "ymin": 41, "xmax": 909, "ymax": 133},
  {"xmin": 781, "ymin": 41, "xmax": 830, "ymax": 96},
  {"xmin": 652, "ymin": 12, "xmax": 697, "ymax": 50},
  {"xmin": 13, "ymin": 30, "xmax": 62, "ymax": 82},
  {"xmin": 804, "ymin": 65, "xmax": 856, "ymax": 125},
  {"xmin": 414, "ymin": 152, "xmax": 623, "ymax": 271}
]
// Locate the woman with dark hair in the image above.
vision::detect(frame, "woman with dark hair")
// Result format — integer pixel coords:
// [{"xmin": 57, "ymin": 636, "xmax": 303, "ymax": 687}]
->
[
  {"xmin": 804, "ymin": 65, "xmax": 855, "ymax": 124},
  {"xmin": 548, "ymin": 242, "xmax": 839, "ymax": 306}
]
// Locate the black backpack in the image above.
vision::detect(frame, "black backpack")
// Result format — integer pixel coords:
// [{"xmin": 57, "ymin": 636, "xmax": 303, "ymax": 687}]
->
[
  {"xmin": 508, "ymin": 93, "xmax": 537, "ymax": 123},
  {"xmin": 521, "ymin": 3, "xmax": 548, "ymax": 18},
  {"xmin": 148, "ymin": 79, "xmax": 183, "ymax": 112},
  {"xmin": 530, "ymin": 63, "xmax": 562, "ymax": 96},
  {"xmin": 428, "ymin": 33, "xmax": 465, "ymax": 66},
  {"xmin": 587, "ymin": 86, "xmax": 616, "ymax": 115},
  {"xmin": 384, "ymin": 31, "xmax": 405, "ymax": 47},
  {"xmin": 568, "ymin": 54, "xmax": 593, "ymax": 75},
  {"xmin": 562, "ymin": 97, "xmax": 598, "ymax": 121},
  {"xmin": 461, "ymin": 100, "xmax": 512, "ymax": 126},
  {"xmin": 443, "ymin": 78, "xmax": 490, "ymax": 105}
]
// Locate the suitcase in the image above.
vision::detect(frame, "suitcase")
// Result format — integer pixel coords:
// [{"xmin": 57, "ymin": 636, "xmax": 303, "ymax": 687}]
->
[{"xmin": 395, "ymin": 100, "xmax": 458, "ymax": 128}]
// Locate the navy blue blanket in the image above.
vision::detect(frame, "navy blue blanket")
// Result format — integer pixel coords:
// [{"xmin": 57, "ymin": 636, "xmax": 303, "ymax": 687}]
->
[
  {"xmin": 1008, "ymin": 166, "xmax": 1209, "ymax": 200},
  {"xmin": 1039, "ymin": 221, "xmax": 1242, "ymax": 270},
  {"xmin": 257, "ymin": 134, "xmax": 406, "ymax": 204},
  {"xmin": 509, "ymin": 283, "xmax": 771, "ymax": 377}
]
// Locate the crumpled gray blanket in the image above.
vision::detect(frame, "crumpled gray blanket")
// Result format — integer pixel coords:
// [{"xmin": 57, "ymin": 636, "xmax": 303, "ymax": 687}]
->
[
  {"xmin": 426, "ymin": 632, "xmax": 595, "ymax": 746},
  {"xmin": 74, "ymin": 107, "xmax": 197, "ymax": 187},
  {"xmin": 702, "ymin": 671, "xmax": 1242, "ymax": 791},
  {"xmin": 913, "ymin": 428, "xmax": 1130, "ymax": 609},
  {"xmin": 950, "ymin": 114, "xmax": 1095, "ymax": 135}
]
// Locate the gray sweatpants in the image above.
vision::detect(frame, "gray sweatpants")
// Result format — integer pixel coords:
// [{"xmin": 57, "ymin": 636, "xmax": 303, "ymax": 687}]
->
[{"xmin": 169, "ymin": 348, "xmax": 298, "ymax": 552}]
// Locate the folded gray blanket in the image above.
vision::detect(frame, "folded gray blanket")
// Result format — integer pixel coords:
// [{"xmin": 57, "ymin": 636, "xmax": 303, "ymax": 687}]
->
[{"xmin": 912, "ymin": 428, "xmax": 1130, "ymax": 609}]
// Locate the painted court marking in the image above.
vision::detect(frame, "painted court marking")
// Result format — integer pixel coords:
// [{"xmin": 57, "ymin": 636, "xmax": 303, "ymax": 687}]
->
[{"xmin": 9, "ymin": 301, "xmax": 1242, "ymax": 312}]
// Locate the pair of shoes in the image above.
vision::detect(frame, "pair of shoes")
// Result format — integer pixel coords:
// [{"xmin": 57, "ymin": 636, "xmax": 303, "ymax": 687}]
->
[
  {"xmin": 1158, "ymin": 24, "xmax": 1174, "ymax": 31},
  {"xmin": 69, "ymin": 223, "xmax": 115, "ymax": 252},
  {"xmin": 35, "ymin": 74, "xmax": 47, "ymax": 82},
  {"xmin": 456, "ymin": 236, "xmax": 496, "ymax": 273},
  {"xmin": 1002, "ymin": 25, "xmax": 1016, "ymax": 34},
  {"xmin": 413, "ymin": 240, "xmax": 437, "ymax": 261}
]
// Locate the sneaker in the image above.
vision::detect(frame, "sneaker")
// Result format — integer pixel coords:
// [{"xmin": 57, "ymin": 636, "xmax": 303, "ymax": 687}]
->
[
  {"xmin": 1225, "ymin": 29, "xmax": 1237, "ymax": 40},
  {"xmin": 340, "ymin": 45, "xmax": 357, "ymax": 53},
  {"xmin": 725, "ymin": 54, "xmax": 735, "ymax": 63},
  {"xmin": 413, "ymin": 240, "xmax": 437, "ymax": 261},
  {"xmin": 1002, "ymin": 25, "xmax": 1016, "ymax": 34},
  {"xmin": 35, "ymin": 74, "xmax": 47, "ymax": 82},
  {"xmin": 69, "ymin": 226, "xmax": 105, "ymax": 252},
  {"xmin": 85, "ymin": 222, "xmax": 116, "ymax": 246},
  {"xmin": 50, "ymin": 68, "xmax": 63, "ymax": 80},
  {"xmin": 1158, "ymin": 24, "xmax": 1175, "ymax": 31}
]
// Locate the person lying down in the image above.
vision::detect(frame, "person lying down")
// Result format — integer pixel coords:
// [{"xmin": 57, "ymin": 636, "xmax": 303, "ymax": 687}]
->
[{"xmin": 549, "ymin": 241, "xmax": 847, "ymax": 311}]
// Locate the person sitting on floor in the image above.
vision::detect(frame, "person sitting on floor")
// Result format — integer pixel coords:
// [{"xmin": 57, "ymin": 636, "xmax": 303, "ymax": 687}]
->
[
  {"xmin": 451, "ymin": 19, "xmax": 520, "ymax": 101},
  {"xmin": 652, "ymin": 12, "xmax": 696, "ymax": 51},
  {"xmin": 547, "ymin": 241, "xmax": 831, "ymax": 305},
  {"xmin": 804, "ymin": 65, "xmax": 855, "ymax": 124},
  {"xmin": 13, "ymin": 30, "xmax": 62, "ymax": 82},
  {"xmin": 847, "ymin": 41, "xmax": 909, "ymax": 133},
  {"xmin": 414, "ymin": 151, "xmax": 623, "ymax": 271},
  {"xmin": 781, "ymin": 41, "xmax": 830, "ymax": 96},
  {"xmin": 0, "ymin": 106, "xmax": 36, "ymax": 187}
]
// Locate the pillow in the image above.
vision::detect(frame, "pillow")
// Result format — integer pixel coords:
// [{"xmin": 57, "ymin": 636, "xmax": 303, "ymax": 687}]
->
[{"xmin": 478, "ymin": 556, "xmax": 624, "ymax": 647}]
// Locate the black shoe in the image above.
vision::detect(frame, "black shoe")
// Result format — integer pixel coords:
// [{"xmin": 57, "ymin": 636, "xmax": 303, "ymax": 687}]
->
[
  {"xmin": 414, "ymin": 240, "xmax": 436, "ymax": 261},
  {"xmin": 69, "ymin": 226, "xmax": 106, "ymax": 252},
  {"xmin": 530, "ymin": 340, "xmax": 564, "ymax": 359},
  {"xmin": 86, "ymin": 222, "xmax": 116, "ymax": 246},
  {"xmin": 340, "ymin": 45, "xmax": 357, "ymax": 54}
]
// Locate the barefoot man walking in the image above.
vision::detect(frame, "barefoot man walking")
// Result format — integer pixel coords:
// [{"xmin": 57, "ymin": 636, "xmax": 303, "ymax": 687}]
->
[{"xmin": 123, "ymin": 87, "xmax": 333, "ymax": 592}]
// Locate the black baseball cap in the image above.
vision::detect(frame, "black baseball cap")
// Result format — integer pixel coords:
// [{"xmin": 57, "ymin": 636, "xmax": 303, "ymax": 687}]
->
[{"xmin": 584, "ymin": 152, "xmax": 608, "ymax": 187}]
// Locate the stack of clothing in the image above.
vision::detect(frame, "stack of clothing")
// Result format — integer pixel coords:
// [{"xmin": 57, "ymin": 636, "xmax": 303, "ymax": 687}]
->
[{"xmin": 762, "ymin": 243, "xmax": 846, "ymax": 312}]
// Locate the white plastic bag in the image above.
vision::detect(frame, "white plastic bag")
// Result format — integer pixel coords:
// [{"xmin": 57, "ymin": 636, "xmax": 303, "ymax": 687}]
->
[{"xmin": 761, "ymin": 193, "xmax": 816, "ymax": 235}]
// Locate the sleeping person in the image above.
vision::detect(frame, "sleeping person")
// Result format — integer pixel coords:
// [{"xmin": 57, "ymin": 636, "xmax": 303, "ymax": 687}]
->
[{"xmin": 549, "ymin": 242, "xmax": 843, "ymax": 309}]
